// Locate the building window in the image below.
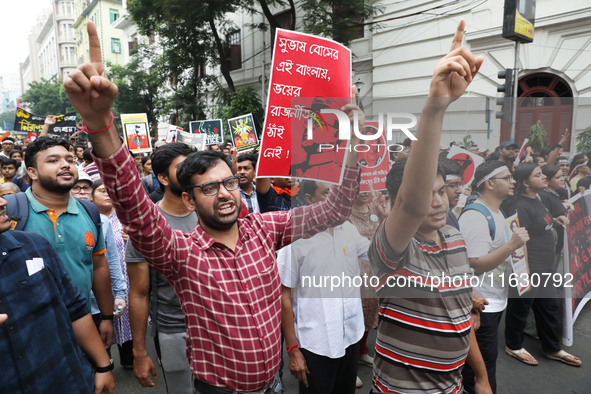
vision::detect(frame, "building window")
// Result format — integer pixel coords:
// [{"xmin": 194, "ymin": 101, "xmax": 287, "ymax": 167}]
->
[
  {"xmin": 226, "ymin": 31, "xmax": 241, "ymax": 71},
  {"xmin": 128, "ymin": 38, "xmax": 138, "ymax": 54},
  {"xmin": 110, "ymin": 8, "xmax": 119, "ymax": 24},
  {"xmin": 271, "ymin": 10, "xmax": 294, "ymax": 45},
  {"xmin": 111, "ymin": 38, "xmax": 121, "ymax": 54}
]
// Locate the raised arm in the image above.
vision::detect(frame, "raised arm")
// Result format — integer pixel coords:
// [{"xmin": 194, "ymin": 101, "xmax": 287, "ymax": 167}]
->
[
  {"xmin": 64, "ymin": 21, "xmax": 178, "ymax": 276},
  {"xmin": 63, "ymin": 21, "xmax": 120, "ymax": 157},
  {"xmin": 40, "ymin": 115, "xmax": 56, "ymax": 137},
  {"xmin": 384, "ymin": 19, "xmax": 484, "ymax": 254},
  {"xmin": 547, "ymin": 129, "xmax": 569, "ymax": 165}
]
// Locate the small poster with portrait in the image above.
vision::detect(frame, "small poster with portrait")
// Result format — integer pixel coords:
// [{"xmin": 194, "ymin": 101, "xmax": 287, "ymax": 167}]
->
[
  {"xmin": 506, "ymin": 213, "xmax": 530, "ymax": 296},
  {"xmin": 165, "ymin": 125, "xmax": 182, "ymax": 143},
  {"xmin": 228, "ymin": 114, "xmax": 258, "ymax": 152},
  {"xmin": 121, "ymin": 113, "xmax": 152, "ymax": 153}
]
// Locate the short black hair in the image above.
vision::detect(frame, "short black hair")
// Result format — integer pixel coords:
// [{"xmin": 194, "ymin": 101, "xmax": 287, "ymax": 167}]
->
[
  {"xmin": 487, "ymin": 151, "xmax": 501, "ymax": 162},
  {"xmin": 540, "ymin": 146, "xmax": 553, "ymax": 158},
  {"xmin": 1, "ymin": 158, "xmax": 17, "ymax": 168},
  {"xmin": 385, "ymin": 158, "xmax": 445, "ymax": 206},
  {"xmin": 439, "ymin": 157, "xmax": 463, "ymax": 178},
  {"xmin": 472, "ymin": 160, "xmax": 507, "ymax": 192},
  {"xmin": 151, "ymin": 142, "xmax": 196, "ymax": 179},
  {"xmin": 176, "ymin": 150, "xmax": 233, "ymax": 197},
  {"xmin": 9, "ymin": 149, "xmax": 22, "ymax": 158},
  {"xmin": 237, "ymin": 153, "xmax": 257, "ymax": 168},
  {"xmin": 25, "ymin": 137, "xmax": 71, "ymax": 169},
  {"xmin": 75, "ymin": 144, "xmax": 86, "ymax": 152},
  {"xmin": 296, "ymin": 180, "xmax": 319, "ymax": 207},
  {"xmin": 299, "ymin": 180, "xmax": 318, "ymax": 198},
  {"xmin": 83, "ymin": 148, "xmax": 93, "ymax": 163}
]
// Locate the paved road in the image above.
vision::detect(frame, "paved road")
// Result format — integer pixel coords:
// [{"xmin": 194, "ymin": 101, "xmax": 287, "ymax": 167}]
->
[{"xmin": 113, "ymin": 302, "xmax": 591, "ymax": 393}]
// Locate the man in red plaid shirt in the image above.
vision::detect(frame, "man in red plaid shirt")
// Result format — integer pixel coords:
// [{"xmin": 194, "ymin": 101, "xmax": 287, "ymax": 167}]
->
[{"xmin": 64, "ymin": 22, "xmax": 363, "ymax": 394}]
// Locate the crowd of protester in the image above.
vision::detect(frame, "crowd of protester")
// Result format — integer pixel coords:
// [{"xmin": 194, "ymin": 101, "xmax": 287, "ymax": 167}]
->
[{"xmin": 1, "ymin": 19, "xmax": 585, "ymax": 394}]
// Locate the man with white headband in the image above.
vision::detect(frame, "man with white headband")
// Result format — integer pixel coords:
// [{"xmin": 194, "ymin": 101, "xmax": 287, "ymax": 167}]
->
[{"xmin": 459, "ymin": 160, "xmax": 529, "ymax": 393}]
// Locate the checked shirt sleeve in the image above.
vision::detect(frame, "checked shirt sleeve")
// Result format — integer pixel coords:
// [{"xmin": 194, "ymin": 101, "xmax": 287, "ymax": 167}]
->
[
  {"xmin": 92, "ymin": 145, "xmax": 181, "ymax": 279},
  {"xmin": 278, "ymin": 164, "xmax": 360, "ymax": 249}
]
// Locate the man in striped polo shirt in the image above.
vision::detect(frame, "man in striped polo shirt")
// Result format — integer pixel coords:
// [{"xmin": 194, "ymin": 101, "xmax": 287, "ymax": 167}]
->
[{"xmin": 368, "ymin": 20, "xmax": 491, "ymax": 394}]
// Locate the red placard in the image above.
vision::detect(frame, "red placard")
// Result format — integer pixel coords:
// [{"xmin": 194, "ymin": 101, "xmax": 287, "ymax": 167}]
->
[
  {"xmin": 447, "ymin": 145, "xmax": 484, "ymax": 187},
  {"xmin": 257, "ymin": 29, "xmax": 351, "ymax": 184}
]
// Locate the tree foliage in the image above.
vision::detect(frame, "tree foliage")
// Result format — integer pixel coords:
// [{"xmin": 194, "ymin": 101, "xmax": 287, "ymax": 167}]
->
[
  {"xmin": 576, "ymin": 125, "xmax": 591, "ymax": 154},
  {"xmin": 108, "ymin": 45, "xmax": 167, "ymax": 135},
  {"xmin": 299, "ymin": 0, "xmax": 380, "ymax": 46},
  {"xmin": 128, "ymin": 0, "xmax": 245, "ymax": 96},
  {"xmin": 461, "ymin": 134, "xmax": 476, "ymax": 150},
  {"xmin": 214, "ymin": 86, "xmax": 264, "ymax": 141},
  {"xmin": 21, "ymin": 78, "xmax": 75, "ymax": 115},
  {"xmin": 126, "ymin": 0, "xmax": 380, "ymax": 124},
  {"xmin": 528, "ymin": 120, "xmax": 547, "ymax": 153}
]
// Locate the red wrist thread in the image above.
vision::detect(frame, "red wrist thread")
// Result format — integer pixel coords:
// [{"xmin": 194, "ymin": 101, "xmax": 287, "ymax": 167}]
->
[
  {"xmin": 286, "ymin": 344, "xmax": 299, "ymax": 354},
  {"xmin": 80, "ymin": 112, "xmax": 114, "ymax": 134}
]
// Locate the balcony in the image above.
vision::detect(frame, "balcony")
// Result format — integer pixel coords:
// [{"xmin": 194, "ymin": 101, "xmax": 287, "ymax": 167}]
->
[
  {"xmin": 58, "ymin": 34, "xmax": 76, "ymax": 44},
  {"xmin": 60, "ymin": 60, "xmax": 78, "ymax": 69},
  {"xmin": 55, "ymin": 11, "xmax": 74, "ymax": 22}
]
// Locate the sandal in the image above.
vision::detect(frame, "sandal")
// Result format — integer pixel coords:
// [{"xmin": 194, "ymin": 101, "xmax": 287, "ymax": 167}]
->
[
  {"xmin": 505, "ymin": 347, "xmax": 539, "ymax": 366},
  {"xmin": 544, "ymin": 350, "xmax": 582, "ymax": 367}
]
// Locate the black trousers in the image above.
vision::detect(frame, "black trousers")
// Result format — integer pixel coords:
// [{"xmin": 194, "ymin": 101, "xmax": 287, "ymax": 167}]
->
[
  {"xmin": 462, "ymin": 311, "xmax": 503, "ymax": 394},
  {"xmin": 505, "ymin": 295, "xmax": 561, "ymax": 353},
  {"xmin": 299, "ymin": 343, "xmax": 359, "ymax": 394}
]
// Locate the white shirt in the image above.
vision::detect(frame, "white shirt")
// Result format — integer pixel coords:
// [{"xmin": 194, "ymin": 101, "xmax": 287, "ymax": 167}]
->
[
  {"xmin": 240, "ymin": 184, "xmax": 260, "ymax": 213},
  {"xmin": 459, "ymin": 201, "xmax": 512, "ymax": 312},
  {"xmin": 278, "ymin": 222, "xmax": 367, "ymax": 358}
]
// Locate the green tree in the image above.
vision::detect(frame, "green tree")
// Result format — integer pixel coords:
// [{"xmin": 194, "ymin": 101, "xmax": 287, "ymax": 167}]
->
[
  {"xmin": 108, "ymin": 45, "xmax": 167, "ymax": 136},
  {"xmin": 214, "ymin": 86, "xmax": 264, "ymax": 141},
  {"xmin": 21, "ymin": 78, "xmax": 75, "ymax": 115},
  {"xmin": 127, "ymin": 0, "xmax": 381, "ymax": 123},
  {"xmin": 128, "ymin": 0, "xmax": 243, "ymax": 95},
  {"xmin": 576, "ymin": 126, "xmax": 591, "ymax": 153},
  {"xmin": 461, "ymin": 134, "xmax": 475, "ymax": 150},
  {"xmin": 528, "ymin": 120, "xmax": 547, "ymax": 153},
  {"xmin": 299, "ymin": 0, "xmax": 380, "ymax": 46}
]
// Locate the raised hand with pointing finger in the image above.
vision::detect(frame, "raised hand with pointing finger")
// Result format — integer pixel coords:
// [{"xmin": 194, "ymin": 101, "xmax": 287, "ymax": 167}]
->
[
  {"xmin": 64, "ymin": 22, "xmax": 119, "ymax": 141},
  {"xmin": 429, "ymin": 19, "xmax": 484, "ymax": 103}
]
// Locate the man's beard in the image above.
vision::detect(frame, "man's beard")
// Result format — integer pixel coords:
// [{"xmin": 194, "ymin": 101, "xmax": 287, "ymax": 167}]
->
[
  {"xmin": 169, "ymin": 179, "xmax": 184, "ymax": 197},
  {"xmin": 195, "ymin": 196, "xmax": 241, "ymax": 231},
  {"xmin": 37, "ymin": 173, "xmax": 77, "ymax": 194}
]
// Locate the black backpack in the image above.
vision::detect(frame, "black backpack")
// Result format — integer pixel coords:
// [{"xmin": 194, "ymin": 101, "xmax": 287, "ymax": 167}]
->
[{"xmin": 4, "ymin": 192, "xmax": 101, "ymax": 233}]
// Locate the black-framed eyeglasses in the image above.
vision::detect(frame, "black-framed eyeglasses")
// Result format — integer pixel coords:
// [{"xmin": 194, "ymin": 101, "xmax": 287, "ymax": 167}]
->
[
  {"xmin": 490, "ymin": 175, "xmax": 513, "ymax": 182},
  {"xmin": 72, "ymin": 185, "xmax": 92, "ymax": 193},
  {"xmin": 188, "ymin": 176, "xmax": 240, "ymax": 196}
]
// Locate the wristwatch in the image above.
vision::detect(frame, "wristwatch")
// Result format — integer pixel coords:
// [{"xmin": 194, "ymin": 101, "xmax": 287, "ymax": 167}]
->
[{"xmin": 95, "ymin": 359, "xmax": 114, "ymax": 373}]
